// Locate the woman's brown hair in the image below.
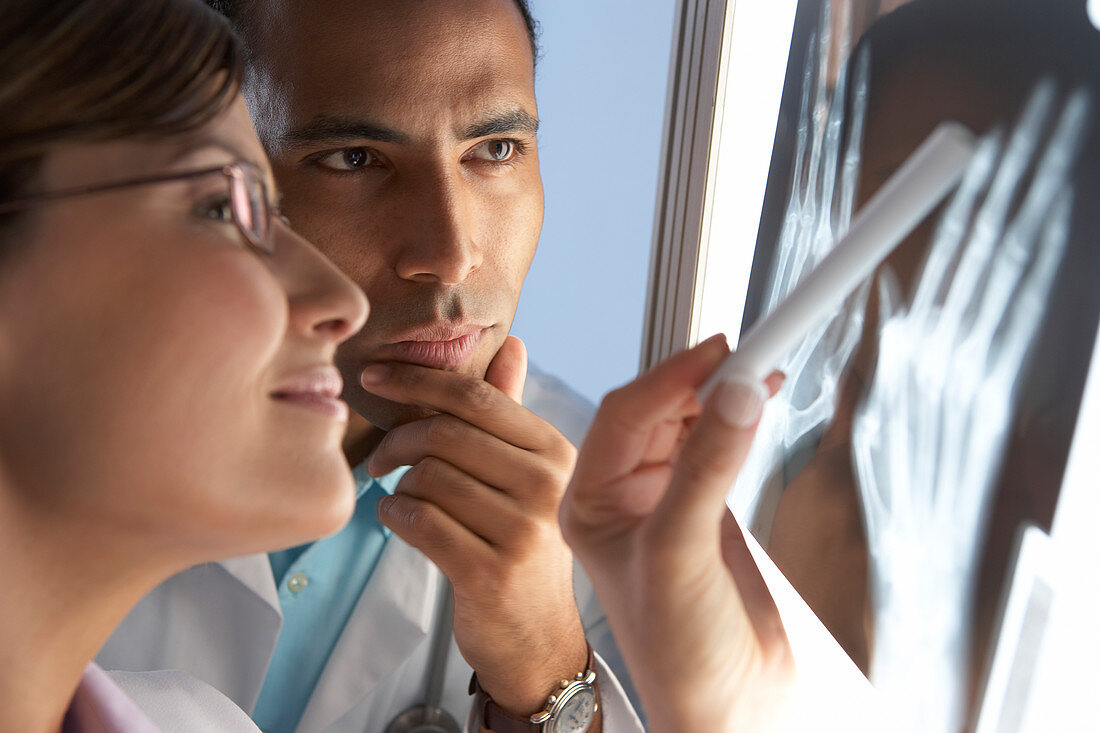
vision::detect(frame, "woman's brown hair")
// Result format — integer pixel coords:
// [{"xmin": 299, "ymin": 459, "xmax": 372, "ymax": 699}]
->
[{"xmin": 0, "ymin": 0, "xmax": 243, "ymax": 220}]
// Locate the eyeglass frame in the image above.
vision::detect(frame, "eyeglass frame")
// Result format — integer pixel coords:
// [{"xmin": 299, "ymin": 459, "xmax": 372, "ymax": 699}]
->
[{"xmin": 0, "ymin": 161, "xmax": 279, "ymax": 255}]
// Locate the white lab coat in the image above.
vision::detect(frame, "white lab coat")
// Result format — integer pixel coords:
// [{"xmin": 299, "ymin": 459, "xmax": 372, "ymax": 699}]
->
[
  {"xmin": 104, "ymin": 669, "xmax": 263, "ymax": 733},
  {"xmin": 101, "ymin": 540, "xmax": 641, "ymax": 732},
  {"xmin": 99, "ymin": 367, "xmax": 645, "ymax": 732}
]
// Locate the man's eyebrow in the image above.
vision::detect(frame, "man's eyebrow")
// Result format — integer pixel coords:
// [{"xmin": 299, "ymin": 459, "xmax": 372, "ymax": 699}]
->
[
  {"xmin": 461, "ymin": 110, "xmax": 539, "ymax": 140},
  {"xmin": 280, "ymin": 117, "xmax": 410, "ymax": 147}
]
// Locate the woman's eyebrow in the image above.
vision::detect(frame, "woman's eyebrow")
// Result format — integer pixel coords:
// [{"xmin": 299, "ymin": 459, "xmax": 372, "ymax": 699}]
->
[
  {"xmin": 168, "ymin": 139, "xmax": 279, "ymax": 197},
  {"xmin": 168, "ymin": 139, "xmax": 249, "ymax": 166}
]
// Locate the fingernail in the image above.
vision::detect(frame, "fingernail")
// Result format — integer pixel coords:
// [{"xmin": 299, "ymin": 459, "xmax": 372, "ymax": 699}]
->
[
  {"xmin": 713, "ymin": 375, "xmax": 768, "ymax": 428},
  {"xmin": 360, "ymin": 364, "xmax": 390, "ymax": 386},
  {"xmin": 699, "ymin": 332, "xmax": 728, "ymax": 350}
]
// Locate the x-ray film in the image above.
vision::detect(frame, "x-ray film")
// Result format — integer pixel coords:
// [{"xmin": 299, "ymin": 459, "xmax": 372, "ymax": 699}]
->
[{"xmin": 719, "ymin": 1, "xmax": 1100, "ymax": 729}]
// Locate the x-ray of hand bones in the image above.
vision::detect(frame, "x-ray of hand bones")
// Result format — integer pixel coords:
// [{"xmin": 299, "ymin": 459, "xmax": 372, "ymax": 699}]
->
[
  {"xmin": 729, "ymin": 0, "xmax": 871, "ymax": 531},
  {"xmin": 851, "ymin": 82, "xmax": 1091, "ymax": 733}
]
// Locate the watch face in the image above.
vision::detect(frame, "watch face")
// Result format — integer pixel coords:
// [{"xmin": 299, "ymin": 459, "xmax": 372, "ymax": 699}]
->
[{"xmin": 549, "ymin": 688, "xmax": 596, "ymax": 733}]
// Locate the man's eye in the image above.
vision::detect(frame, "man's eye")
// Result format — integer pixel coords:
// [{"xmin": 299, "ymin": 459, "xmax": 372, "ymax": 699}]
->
[
  {"xmin": 468, "ymin": 139, "xmax": 520, "ymax": 163},
  {"xmin": 314, "ymin": 147, "xmax": 380, "ymax": 172},
  {"xmin": 196, "ymin": 195, "xmax": 234, "ymax": 223}
]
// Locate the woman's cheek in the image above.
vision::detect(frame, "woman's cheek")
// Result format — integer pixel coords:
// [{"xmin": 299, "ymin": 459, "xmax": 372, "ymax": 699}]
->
[{"xmin": 163, "ymin": 249, "xmax": 288, "ymax": 378}]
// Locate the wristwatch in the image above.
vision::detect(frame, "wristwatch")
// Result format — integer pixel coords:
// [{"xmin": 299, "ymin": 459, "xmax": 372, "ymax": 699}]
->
[{"xmin": 470, "ymin": 644, "xmax": 599, "ymax": 733}]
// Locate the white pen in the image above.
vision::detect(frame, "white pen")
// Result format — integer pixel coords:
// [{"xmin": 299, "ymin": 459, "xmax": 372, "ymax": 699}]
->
[{"xmin": 699, "ymin": 121, "xmax": 978, "ymax": 402}]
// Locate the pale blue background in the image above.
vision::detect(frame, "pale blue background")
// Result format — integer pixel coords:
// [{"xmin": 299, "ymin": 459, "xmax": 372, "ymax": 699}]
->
[{"xmin": 513, "ymin": 1, "xmax": 678, "ymax": 405}]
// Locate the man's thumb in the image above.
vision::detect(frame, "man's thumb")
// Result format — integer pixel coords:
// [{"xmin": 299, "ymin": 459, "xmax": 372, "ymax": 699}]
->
[{"xmin": 485, "ymin": 335, "xmax": 527, "ymax": 404}]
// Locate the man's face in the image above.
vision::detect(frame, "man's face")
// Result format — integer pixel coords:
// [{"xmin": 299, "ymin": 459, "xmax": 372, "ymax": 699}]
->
[{"xmin": 245, "ymin": 0, "xmax": 543, "ymax": 430}]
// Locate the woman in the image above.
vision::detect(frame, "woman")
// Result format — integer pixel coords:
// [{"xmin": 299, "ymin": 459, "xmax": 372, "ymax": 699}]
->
[
  {"xmin": 0, "ymin": 1, "xmax": 367, "ymax": 730},
  {"xmin": 1, "ymin": 1, "xmax": 791, "ymax": 731}
]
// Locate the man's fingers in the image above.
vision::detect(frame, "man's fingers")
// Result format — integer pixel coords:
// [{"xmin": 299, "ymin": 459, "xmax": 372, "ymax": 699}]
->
[
  {"xmin": 485, "ymin": 335, "xmax": 527, "ymax": 404},
  {"xmin": 367, "ymin": 414, "xmax": 568, "ymax": 509},
  {"xmin": 391, "ymin": 457, "xmax": 526, "ymax": 548},
  {"xmin": 358, "ymin": 361, "xmax": 548, "ymax": 449},
  {"xmin": 376, "ymin": 491, "xmax": 494, "ymax": 583},
  {"xmin": 653, "ymin": 375, "xmax": 770, "ymax": 551}
]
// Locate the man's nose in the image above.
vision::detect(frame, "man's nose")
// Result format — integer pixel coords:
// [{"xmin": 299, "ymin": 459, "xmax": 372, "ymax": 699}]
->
[{"xmin": 393, "ymin": 172, "xmax": 483, "ymax": 284}]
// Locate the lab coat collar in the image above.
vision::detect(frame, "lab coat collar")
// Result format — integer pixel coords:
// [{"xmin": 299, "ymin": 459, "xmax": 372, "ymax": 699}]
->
[
  {"xmin": 218, "ymin": 462, "xmax": 403, "ymax": 618},
  {"xmin": 212, "ymin": 459, "xmax": 406, "ymax": 618},
  {"xmin": 295, "ymin": 536, "xmax": 438, "ymax": 732},
  {"xmin": 219, "ymin": 553, "xmax": 282, "ymax": 617}
]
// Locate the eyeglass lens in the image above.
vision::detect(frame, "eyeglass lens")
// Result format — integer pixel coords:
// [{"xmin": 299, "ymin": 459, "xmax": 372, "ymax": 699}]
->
[{"xmin": 229, "ymin": 165, "xmax": 273, "ymax": 254}]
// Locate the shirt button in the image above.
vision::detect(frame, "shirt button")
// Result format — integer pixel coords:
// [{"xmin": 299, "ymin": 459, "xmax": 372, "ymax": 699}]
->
[{"xmin": 287, "ymin": 572, "xmax": 309, "ymax": 594}]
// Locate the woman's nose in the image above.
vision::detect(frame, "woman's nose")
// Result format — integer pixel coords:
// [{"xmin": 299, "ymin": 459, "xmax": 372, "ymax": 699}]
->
[{"xmin": 275, "ymin": 222, "xmax": 369, "ymax": 344}]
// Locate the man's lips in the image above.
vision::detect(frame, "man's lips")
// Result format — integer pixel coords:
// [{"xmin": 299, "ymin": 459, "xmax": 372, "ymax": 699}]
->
[
  {"xmin": 374, "ymin": 324, "xmax": 490, "ymax": 370},
  {"xmin": 270, "ymin": 365, "xmax": 349, "ymax": 422}
]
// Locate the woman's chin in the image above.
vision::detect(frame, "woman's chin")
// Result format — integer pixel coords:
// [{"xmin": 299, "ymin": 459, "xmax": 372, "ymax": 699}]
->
[
  {"xmin": 281, "ymin": 462, "xmax": 359, "ymax": 539},
  {"xmin": 225, "ymin": 459, "xmax": 358, "ymax": 556}
]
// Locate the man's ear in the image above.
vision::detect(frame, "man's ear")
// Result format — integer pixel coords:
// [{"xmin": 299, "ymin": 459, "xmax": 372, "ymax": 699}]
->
[{"xmin": 484, "ymin": 335, "xmax": 528, "ymax": 404}]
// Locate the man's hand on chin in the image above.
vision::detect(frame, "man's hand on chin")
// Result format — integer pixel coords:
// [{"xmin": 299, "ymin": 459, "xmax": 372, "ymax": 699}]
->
[{"xmin": 360, "ymin": 336, "xmax": 600, "ymax": 731}]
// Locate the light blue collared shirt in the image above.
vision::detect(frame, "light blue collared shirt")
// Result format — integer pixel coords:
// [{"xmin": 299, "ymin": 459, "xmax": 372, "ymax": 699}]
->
[{"xmin": 252, "ymin": 464, "xmax": 406, "ymax": 733}]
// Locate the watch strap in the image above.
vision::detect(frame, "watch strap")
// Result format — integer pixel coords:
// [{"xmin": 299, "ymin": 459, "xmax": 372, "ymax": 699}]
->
[{"xmin": 469, "ymin": 643, "xmax": 598, "ymax": 733}]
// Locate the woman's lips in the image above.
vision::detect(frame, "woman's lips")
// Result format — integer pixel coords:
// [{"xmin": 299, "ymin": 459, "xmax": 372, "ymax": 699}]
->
[
  {"xmin": 377, "ymin": 327, "xmax": 489, "ymax": 370},
  {"xmin": 270, "ymin": 366, "xmax": 349, "ymax": 422},
  {"xmin": 273, "ymin": 392, "xmax": 349, "ymax": 422}
]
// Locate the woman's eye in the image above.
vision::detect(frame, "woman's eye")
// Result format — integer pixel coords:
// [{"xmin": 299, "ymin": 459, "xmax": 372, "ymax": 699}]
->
[
  {"xmin": 469, "ymin": 139, "xmax": 519, "ymax": 163},
  {"xmin": 196, "ymin": 195, "xmax": 234, "ymax": 224},
  {"xmin": 315, "ymin": 147, "xmax": 380, "ymax": 172}
]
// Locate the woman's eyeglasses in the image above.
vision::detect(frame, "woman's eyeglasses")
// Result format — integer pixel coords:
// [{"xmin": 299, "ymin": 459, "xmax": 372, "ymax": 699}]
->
[{"xmin": 0, "ymin": 162, "xmax": 280, "ymax": 255}]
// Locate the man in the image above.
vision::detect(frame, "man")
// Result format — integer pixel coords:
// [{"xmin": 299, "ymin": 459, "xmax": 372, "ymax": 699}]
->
[{"xmin": 98, "ymin": 1, "xmax": 642, "ymax": 732}]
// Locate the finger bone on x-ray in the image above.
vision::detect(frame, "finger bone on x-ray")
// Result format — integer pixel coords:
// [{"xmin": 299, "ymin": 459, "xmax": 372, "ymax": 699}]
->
[
  {"xmin": 851, "ymin": 83, "xmax": 1090, "ymax": 733},
  {"xmin": 728, "ymin": 3, "xmax": 871, "ymax": 530}
]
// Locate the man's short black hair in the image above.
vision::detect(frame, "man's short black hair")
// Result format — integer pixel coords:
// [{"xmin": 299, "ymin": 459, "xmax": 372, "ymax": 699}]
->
[
  {"xmin": 207, "ymin": 0, "xmax": 540, "ymax": 64},
  {"xmin": 511, "ymin": 0, "xmax": 538, "ymax": 61}
]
